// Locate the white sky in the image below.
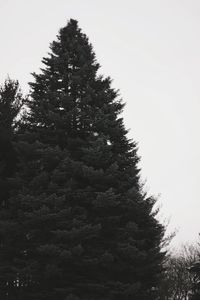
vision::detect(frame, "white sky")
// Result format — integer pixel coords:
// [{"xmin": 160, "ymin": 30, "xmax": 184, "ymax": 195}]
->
[{"xmin": 0, "ymin": 0, "xmax": 200, "ymax": 249}]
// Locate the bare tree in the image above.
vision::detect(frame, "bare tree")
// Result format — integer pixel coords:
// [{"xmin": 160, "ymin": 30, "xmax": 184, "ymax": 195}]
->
[{"xmin": 159, "ymin": 244, "xmax": 199, "ymax": 300}]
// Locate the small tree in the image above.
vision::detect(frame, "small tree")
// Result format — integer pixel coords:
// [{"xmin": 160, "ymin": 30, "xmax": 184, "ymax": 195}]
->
[
  {"xmin": 0, "ymin": 78, "xmax": 23, "ymax": 132},
  {"xmin": 0, "ymin": 78, "xmax": 24, "ymax": 206},
  {"xmin": 0, "ymin": 78, "xmax": 25, "ymax": 298}
]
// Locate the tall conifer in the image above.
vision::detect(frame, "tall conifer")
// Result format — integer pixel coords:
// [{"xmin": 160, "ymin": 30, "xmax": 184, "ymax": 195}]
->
[{"xmin": 2, "ymin": 20, "xmax": 165, "ymax": 300}]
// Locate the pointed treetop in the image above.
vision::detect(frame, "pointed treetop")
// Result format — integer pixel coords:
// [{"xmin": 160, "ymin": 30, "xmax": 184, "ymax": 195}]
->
[{"xmin": 49, "ymin": 18, "xmax": 98, "ymax": 70}]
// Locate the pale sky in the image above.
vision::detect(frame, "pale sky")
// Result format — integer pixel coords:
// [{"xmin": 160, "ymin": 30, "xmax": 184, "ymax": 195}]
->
[{"xmin": 1, "ymin": 0, "xmax": 200, "ymax": 249}]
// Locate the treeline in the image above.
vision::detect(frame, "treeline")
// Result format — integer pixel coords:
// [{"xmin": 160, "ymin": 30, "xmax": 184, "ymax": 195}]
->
[
  {"xmin": 0, "ymin": 19, "xmax": 199, "ymax": 300},
  {"xmin": 159, "ymin": 244, "xmax": 200, "ymax": 299}
]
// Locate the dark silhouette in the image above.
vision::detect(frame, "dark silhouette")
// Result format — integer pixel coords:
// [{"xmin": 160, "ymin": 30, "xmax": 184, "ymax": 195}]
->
[
  {"xmin": 190, "ymin": 258, "xmax": 200, "ymax": 299},
  {"xmin": 0, "ymin": 20, "xmax": 165, "ymax": 300},
  {"xmin": 0, "ymin": 79, "xmax": 23, "ymax": 207},
  {"xmin": 0, "ymin": 79, "xmax": 24, "ymax": 299}
]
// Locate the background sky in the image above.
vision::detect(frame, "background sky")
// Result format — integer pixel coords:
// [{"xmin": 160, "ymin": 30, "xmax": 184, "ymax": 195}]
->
[{"xmin": 0, "ymin": 0, "xmax": 200, "ymax": 250}]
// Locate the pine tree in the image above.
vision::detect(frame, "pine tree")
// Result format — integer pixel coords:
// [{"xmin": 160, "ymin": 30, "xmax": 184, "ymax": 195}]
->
[
  {"xmin": 0, "ymin": 78, "xmax": 23, "ymax": 131},
  {"xmin": 3, "ymin": 19, "xmax": 165, "ymax": 299},
  {"xmin": 0, "ymin": 79, "xmax": 25, "ymax": 298},
  {"xmin": 0, "ymin": 78, "xmax": 23, "ymax": 206}
]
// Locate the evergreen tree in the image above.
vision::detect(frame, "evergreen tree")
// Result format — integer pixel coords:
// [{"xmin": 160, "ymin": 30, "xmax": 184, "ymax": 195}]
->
[
  {"xmin": 0, "ymin": 78, "xmax": 23, "ymax": 132},
  {"xmin": 0, "ymin": 78, "xmax": 23, "ymax": 206},
  {"xmin": 0, "ymin": 79, "xmax": 24, "ymax": 298},
  {"xmin": 1, "ymin": 20, "xmax": 165, "ymax": 299}
]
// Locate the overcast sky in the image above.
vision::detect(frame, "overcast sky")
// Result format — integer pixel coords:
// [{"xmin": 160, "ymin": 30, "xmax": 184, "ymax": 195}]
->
[{"xmin": 1, "ymin": 0, "xmax": 200, "ymax": 249}]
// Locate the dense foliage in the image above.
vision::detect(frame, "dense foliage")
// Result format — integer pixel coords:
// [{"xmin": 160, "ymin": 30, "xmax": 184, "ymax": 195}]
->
[
  {"xmin": 0, "ymin": 78, "xmax": 23, "ymax": 207},
  {"xmin": 0, "ymin": 19, "xmax": 165, "ymax": 300},
  {"xmin": 190, "ymin": 259, "xmax": 200, "ymax": 300}
]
